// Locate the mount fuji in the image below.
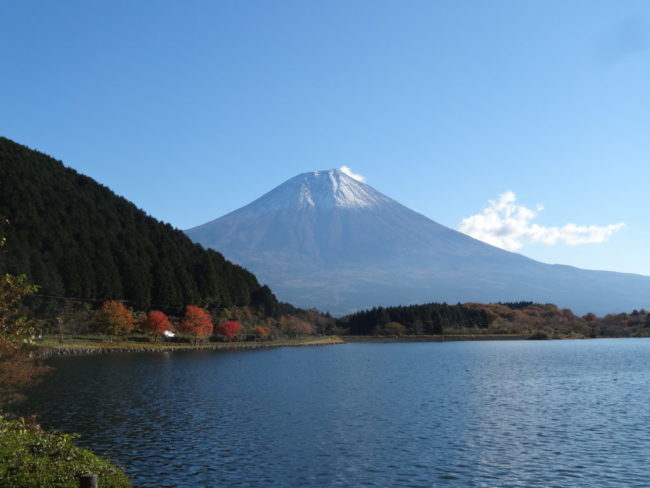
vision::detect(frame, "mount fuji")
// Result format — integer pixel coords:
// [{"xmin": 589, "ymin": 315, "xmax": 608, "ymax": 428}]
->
[{"xmin": 186, "ymin": 169, "xmax": 650, "ymax": 315}]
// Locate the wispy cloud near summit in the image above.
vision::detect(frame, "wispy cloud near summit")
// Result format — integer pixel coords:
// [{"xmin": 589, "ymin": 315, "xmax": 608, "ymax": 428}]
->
[
  {"xmin": 339, "ymin": 166, "xmax": 366, "ymax": 183},
  {"xmin": 459, "ymin": 191, "xmax": 625, "ymax": 251}
]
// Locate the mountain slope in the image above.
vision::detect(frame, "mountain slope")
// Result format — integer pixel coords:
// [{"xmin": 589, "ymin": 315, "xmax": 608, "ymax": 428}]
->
[
  {"xmin": 0, "ymin": 137, "xmax": 278, "ymax": 312},
  {"xmin": 186, "ymin": 169, "xmax": 650, "ymax": 315}
]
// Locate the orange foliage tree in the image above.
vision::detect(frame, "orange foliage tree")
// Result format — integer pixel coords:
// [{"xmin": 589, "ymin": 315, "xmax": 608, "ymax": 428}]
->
[
  {"xmin": 97, "ymin": 301, "xmax": 136, "ymax": 336},
  {"xmin": 179, "ymin": 305, "xmax": 213, "ymax": 342},
  {"xmin": 142, "ymin": 310, "xmax": 173, "ymax": 341}
]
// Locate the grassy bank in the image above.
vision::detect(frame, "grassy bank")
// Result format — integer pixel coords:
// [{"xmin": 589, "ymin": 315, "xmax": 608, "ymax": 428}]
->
[
  {"xmin": 37, "ymin": 335, "xmax": 345, "ymax": 356},
  {"xmin": 0, "ymin": 416, "xmax": 130, "ymax": 488}
]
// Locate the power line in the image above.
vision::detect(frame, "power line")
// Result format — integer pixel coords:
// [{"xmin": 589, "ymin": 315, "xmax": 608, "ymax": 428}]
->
[
  {"xmin": 30, "ymin": 293, "xmax": 227, "ymax": 312},
  {"xmin": 31, "ymin": 293, "xmax": 178, "ymax": 310},
  {"xmin": 32, "ymin": 293, "xmax": 128, "ymax": 304}
]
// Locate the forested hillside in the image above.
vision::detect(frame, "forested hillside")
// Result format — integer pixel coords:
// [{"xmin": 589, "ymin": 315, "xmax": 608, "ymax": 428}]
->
[{"xmin": 0, "ymin": 137, "xmax": 278, "ymax": 313}]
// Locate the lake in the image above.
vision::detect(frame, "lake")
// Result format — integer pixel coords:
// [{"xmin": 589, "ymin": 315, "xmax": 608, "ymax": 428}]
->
[{"xmin": 23, "ymin": 339, "xmax": 650, "ymax": 487}]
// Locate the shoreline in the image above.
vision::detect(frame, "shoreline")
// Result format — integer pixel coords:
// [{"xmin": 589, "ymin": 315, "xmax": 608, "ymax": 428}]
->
[
  {"xmin": 38, "ymin": 336, "xmax": 345, "ymax": 357},
  {"xmin": 38, "ymin": 334, "xmax": 644, "ymax": 357},
  {"xmin": 342, "ymin": 334, "xmax": 530, "ymax": 343}
]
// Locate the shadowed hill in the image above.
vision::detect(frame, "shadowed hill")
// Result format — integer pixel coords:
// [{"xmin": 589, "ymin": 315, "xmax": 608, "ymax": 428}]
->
[{"xmin": 0, "ymin": 137, "xmax": 278, "ymax": 313}]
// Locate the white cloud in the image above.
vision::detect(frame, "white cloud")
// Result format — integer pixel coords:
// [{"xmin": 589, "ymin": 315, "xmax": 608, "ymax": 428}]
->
[
  {"xmin": 458, "ymin": 191, "xmax": 625, "ymax": 251},
  {"xmin": 339, "ymin": 166, "xmax": 366, "ymax": 182}
]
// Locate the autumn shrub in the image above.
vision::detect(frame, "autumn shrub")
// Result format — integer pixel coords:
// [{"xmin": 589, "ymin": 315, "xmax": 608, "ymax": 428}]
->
[
  {"xmin": 251, "ymin": 326, "xmax": 270, "ymax": 341},
  {"xmin": 0, "ymin": 341, "xmax": 51, "ymax": 411},
  {"xmin": 0, "ymin": 269, "xmax": 50, "ymax": 412},
  {"xmin": 0, "ymin": 273, "xmax": 38, "ymax": 339},
  {"xmin": 0, "ymin": 416, "xmax": 131, "ymax": 488},
  {"xmin": 280, "ymin": 316, "xmax": 313, "ymax": 337}
]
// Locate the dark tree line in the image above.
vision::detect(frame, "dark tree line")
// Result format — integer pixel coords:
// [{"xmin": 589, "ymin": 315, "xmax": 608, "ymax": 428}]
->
[
  {"xmin": 0, "ymin": 137, "xmax": 280, "ymax": 315},
  {"xmin": 338, "ymin": 302, "xmax": 491, "ymax": 335},
  {"xmin": 497, "ymin": 301, "xmax": 535, "ymax": 310}
]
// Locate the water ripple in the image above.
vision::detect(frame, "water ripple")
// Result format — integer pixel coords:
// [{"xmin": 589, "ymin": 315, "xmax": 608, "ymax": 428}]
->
[{"xmin": 21, "ymin": 339, "xmax": 650, "ymax": 487}]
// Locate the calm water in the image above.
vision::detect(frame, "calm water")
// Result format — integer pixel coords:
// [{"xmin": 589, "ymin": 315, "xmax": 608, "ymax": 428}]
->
[{"xmin": 22, "ymin": 340, "xmax": 650, "ymax": 487}]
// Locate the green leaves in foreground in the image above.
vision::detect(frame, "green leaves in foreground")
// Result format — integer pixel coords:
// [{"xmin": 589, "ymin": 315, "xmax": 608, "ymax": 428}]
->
[{"xmin": 0, "ymin": 416, "xmax": 131, "ymax": 488}]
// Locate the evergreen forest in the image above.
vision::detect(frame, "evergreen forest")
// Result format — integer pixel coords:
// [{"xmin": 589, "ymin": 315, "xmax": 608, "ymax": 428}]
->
[
  {"xmin": 0, "ymin": 137, "xmax": 279, "ymax": 315},
  {"xmin": 338, "ymin": 302, "xmax": 491, "ymax": 335}
]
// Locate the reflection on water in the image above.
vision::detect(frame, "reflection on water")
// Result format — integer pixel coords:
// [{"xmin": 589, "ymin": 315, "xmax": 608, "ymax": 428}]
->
[{"xmin": 23, "ymin": 340, "xmax": 650, "ymax": 487}]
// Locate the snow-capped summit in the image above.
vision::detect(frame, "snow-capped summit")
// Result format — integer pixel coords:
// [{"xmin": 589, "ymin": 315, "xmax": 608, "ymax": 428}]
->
[
  {"xmin": 243, "ymin": 169, "xmax": 388, "ymax": 212},
  {"xmin": 186, "ymin": 168, "xmax": 454, "ymax": 265},
  {"xmin": 186, "ymin": 170, "xmax": 650, "ymax": 315}
]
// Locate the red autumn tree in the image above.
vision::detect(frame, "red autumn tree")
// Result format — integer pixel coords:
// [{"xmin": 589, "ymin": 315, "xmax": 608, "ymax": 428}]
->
[
  {"xmin": 215, "ymin": 320, "xmax": 242, "ymax": 341},
  {"xmin": 97, "ymin": 301, "xmax": 136, "ymax": 336},
  {"xmin": 142, "ymin": 310, "xmax": 173, "ymax": 341},
  {"xmin": 179, "ymin": 305, "xmax": 213, "ymax": 342}
]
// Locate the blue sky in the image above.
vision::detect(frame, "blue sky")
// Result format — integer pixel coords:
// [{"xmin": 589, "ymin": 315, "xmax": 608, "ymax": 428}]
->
[{"xmin": 2, "ymin": 1, "xmax": 649, "ymax": 275}]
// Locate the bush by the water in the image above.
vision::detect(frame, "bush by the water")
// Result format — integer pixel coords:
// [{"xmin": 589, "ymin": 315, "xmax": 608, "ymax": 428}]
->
[{"xmin": 0, "ymin": 416, "xmax": 130, "ymax": 488}]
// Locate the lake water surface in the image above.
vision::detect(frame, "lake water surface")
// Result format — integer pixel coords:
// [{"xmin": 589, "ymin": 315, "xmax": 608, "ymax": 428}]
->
[{"xmin": 23, "ymin": 340, "xmax": 650, "ymax": 487}]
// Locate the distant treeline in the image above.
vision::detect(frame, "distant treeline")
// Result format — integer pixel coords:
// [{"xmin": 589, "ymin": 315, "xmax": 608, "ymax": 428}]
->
[
  {"xmin": 496, "ymin": 301, "xmax": 535, "ymax": 310},
  {"xmin": 0, "ymin": 137, "xmax": 281, "ymax": 315},
  {"xmin": 337, "ymin": 301, "xmax": 650, "ymax": 339},
  {"xmin": 338, "ymin": 303, "xmax": 491, "ymax": 335}
]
